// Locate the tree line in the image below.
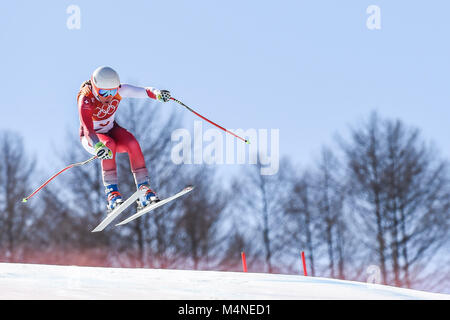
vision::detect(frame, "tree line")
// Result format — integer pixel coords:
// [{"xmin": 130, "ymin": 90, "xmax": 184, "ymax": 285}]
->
[{"xmin": 0, "ymin": 100, "xmax": 449, "ymax": 294}]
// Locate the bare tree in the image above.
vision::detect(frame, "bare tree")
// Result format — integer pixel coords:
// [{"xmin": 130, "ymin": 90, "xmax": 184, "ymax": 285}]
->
[
  {"xmin": 0, "ymin": 131, "xmax": 36, "ymax": 262},
  {"xmin": 285, "ymin": 170, "xmax": 318, "ymax": 276},
  {"xmin": 340, "ymin": 112, "xmax": 450, "ymax": 287},
  {"xmin": 382, "ymin": 119, "xmax": 450, "ymax": 288},
  {"xmin": 232, "ymin": 156, "xmax": 293, "ymax": 273},
  {"xmin": 340, "ymin": 113, "xmax": 390, "ymax": 283},
  {"xmin": 173, "ymin": 166, "xmax": 227, "ymax": 270},
  {"xmin": 312, "ymin": 147, "xmax": 349, "ymax": 279}
]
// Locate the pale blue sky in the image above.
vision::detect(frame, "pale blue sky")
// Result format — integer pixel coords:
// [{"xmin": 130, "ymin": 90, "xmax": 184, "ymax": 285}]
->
[{"xmin": 0, "ymin": 0, "xmax": 449, "ymax": 172}]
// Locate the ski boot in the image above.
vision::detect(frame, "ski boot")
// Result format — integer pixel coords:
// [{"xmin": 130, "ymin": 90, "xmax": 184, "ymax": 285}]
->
[
  {"xmin": 105, "ymin": 184, "xmax": 123, "ymax": 212},
  {"xmin": 137, "ymin": 182, "xmax": 160, "ymax": 209}
]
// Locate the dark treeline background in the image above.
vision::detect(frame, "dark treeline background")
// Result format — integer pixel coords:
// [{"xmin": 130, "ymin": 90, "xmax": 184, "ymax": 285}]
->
[{"xmin": 0, "ymin": 100, "xmax": 449, "ymax": 294}]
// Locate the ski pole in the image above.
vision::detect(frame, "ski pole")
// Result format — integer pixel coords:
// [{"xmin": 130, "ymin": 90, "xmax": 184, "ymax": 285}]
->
[
  {"xmin": 170, "ymin": 97, "xmax": 250, "ymax": 144},
  {"xmin": 22, "ymin": 155, "xmax": 98, "ymax": 203}
]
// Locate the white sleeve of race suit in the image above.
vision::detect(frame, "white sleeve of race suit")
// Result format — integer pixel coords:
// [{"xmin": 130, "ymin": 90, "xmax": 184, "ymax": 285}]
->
[
  {"xmin": 119, "ymin": 84, "xmax": 159, "ymax": 99},
  {"xmin": 118, "ymin": 84, "xmax": 149, "ymax": 98}
]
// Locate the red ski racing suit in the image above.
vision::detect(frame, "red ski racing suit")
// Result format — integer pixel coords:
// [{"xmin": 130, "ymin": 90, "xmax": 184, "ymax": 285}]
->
[{"xmin": 77, "ymin": 81, "xmax": 161, "ymax": 187}]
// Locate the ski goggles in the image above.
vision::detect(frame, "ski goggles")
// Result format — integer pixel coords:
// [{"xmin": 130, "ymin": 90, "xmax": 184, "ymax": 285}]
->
[{"xmin": 98, "ymin": 88, "xmax": 118, "ymax": 97}]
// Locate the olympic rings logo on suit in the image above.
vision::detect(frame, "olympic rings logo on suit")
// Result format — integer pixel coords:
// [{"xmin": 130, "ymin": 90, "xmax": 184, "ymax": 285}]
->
[{"xmin": 94, "ymin": 99, "xmax": 119, "ymax": 119}]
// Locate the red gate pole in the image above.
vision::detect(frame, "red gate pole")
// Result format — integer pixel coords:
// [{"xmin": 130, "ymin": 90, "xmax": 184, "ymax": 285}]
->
[
  {"xmin": 241, "ymin": 251, "xmax": 248, "ymax": 272},
  {"xmin": 301, "ymin": 251, "xmax": 308, "ymax": 276}
]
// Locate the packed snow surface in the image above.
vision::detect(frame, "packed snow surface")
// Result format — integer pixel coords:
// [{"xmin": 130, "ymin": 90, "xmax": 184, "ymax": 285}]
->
[{"xmin": 0, "ymin": 263, "xmax": 448, "ymax": 300}]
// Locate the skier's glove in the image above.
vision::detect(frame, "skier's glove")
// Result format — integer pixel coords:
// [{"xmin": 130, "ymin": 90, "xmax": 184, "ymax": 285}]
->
[
  {"xmin": 94, "ymin": 142, "xmax": 113, "ymax": 160},
  {"xmin": 156, "ymin": 90, "xmax": 171, "ymax": 102}
]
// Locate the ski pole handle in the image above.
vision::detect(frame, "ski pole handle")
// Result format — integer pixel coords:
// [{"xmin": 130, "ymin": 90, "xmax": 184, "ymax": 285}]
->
[
  {"xmin": 170, "ymin": 97, "xmax": 250, "ymax": 144},
  {"xmin": 22, "ymin": 155, "xmax": 98, "ymax": 203}
]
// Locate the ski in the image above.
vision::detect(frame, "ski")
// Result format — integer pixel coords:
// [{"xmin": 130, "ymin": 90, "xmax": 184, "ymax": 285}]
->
[
  {"xmin": 92, "ymin": 189, "xmax": 145, "ymax": 232},
  {"xmin": 115, "ymin": 185, "xmax": 194, "ymax": 227}
]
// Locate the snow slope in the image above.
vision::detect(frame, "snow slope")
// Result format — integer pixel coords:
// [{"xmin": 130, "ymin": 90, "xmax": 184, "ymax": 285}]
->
[{"xmin": 0, "ymin": 263, "xmax": 448, "ymax": 300}]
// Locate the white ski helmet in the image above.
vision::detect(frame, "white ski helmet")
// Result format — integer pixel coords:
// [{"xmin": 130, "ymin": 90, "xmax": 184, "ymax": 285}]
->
[{"xmin": 91, "ymin": 66, "xmax": 120, "ymax": 102}]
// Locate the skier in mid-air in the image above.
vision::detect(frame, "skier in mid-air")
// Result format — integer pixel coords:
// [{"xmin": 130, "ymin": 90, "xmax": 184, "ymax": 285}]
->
[
  {"xmin": 77, "ymin": 66, "xmax": 171, "ymax": 212},
  {"xmin": 22, "ymin": 65, "xmax": 245, "ymax": 228}
]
